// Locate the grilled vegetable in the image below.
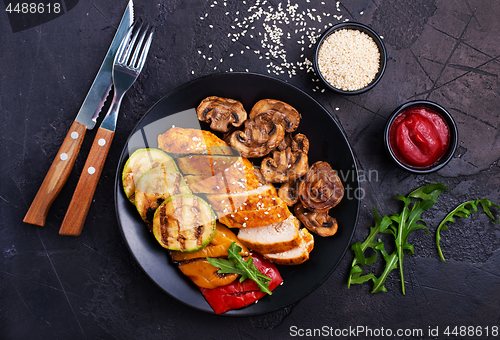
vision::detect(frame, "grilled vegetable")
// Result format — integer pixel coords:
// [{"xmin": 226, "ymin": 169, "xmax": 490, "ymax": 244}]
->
[
  {"xmin": 152, "ymin": 194, "xmax": 217, "ymax": 252},
  {"xmin": 170, "ymin": 223, "xmax": 249, "ymax": 261},
  {"xmin": 200, "ymin": 251, "xmax": 283, "ymax": 314},
  {"xmin": 171, "ymin": 223, "xmax": 250, "ymax": 289},
  {"xmin": 134, "ymin": 165, "xmax": 191, "ymax": 226},
  {"xmin": 207, "ymin": 242, "xmax": 273, "ymax": 295},
  {"xmin": 177, "ymin": 259, "xmax": 240, "ymax": 289},
  {"xmin": 122, "ymin": 148, "xmax": 178, "ymax": 203}
]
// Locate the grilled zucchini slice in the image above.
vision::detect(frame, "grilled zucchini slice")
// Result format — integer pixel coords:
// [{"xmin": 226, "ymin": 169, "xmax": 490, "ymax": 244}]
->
[
  {"xmin": 122, "ymin": 148, "xmax": 178, "ymax": 203},
  {"xmin": 134, "ymin": 165, "xmax": 191, "ymax": 226},
  {"xmin": 152, "ymin": 194, "xmax": 217, "ymax": 252}
]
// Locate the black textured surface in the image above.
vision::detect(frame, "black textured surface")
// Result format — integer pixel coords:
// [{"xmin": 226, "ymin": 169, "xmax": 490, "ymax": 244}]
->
[{"xmin": 1, "ymin": 0, "xmax": 499, "ymax": 339}]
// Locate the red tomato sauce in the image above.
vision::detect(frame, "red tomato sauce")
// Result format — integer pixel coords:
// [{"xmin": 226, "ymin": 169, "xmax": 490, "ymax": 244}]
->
[{"xmin": 389, "ymin": 106, "xmax": 450, "ymax": 168}]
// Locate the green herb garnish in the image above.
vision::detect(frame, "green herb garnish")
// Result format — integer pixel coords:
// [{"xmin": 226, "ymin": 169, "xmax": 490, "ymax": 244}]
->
[
  {"xmin": 348, "ymin": 183, "xmax": 449, "ymax": 294},
  {"xmin": 207, "ymin": 242, "xmax": 273, "ymax": 295},
  {"xmin": 436, "ymin": 198, "xmax": 500, "ymax": 262}
]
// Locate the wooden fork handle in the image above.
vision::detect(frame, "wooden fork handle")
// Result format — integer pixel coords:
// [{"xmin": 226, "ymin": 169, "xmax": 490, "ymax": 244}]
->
[
  {"xmin": 59, "ymin": 127, "xmax": 115, "ymax": 236},
  {"xmin": 24, "ymin": 121, "xmax": 87, "ymax": 226}
]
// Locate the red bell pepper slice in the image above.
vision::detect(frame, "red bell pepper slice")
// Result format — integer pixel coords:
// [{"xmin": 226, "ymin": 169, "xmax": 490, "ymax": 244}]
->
[{"xmin": 199, "ymin": 252, "xmax": 283, "ymax": 314}]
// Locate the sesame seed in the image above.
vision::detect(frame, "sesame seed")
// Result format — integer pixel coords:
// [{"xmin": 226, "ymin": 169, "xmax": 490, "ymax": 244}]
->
[
  {"xmin": 317, "ymin": 28, "xmax": 380, "ymax": 91},
  {"xmin": 196, "ymin": 0, "xmax": 345, "ymax": 85}
]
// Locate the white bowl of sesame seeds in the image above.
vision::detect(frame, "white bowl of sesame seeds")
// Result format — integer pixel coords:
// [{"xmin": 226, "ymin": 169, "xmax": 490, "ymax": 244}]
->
[{"xmin": 313, "ymin": 22, "xmax": 387, "ymax": 95}]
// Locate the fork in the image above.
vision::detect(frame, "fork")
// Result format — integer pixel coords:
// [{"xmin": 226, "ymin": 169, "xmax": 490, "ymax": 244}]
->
[{"xmin": 59, "ymin": 23, "xmax": 154, "ymax": 236}]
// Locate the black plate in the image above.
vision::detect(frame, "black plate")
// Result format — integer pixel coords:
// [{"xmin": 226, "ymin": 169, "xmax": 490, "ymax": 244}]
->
[{"xmin": 114, "ymin": 72, "xmax": 360, "ymax": 316}]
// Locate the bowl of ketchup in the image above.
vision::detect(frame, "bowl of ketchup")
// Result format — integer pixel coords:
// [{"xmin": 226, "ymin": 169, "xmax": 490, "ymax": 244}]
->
[{"xmin": 384, "ymin": 100, "xmax": 458, "ymax": 174}]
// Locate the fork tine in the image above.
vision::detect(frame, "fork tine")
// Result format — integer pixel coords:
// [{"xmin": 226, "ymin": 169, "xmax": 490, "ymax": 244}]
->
[
  {"xmin": 130, "ymin": 24, "xmax": 150, "ymax": 68},
  {"xmin": 116, "ymin": 23, "xmax": 135, "ymax": 63},
  {"xmin": 121, "ymin": 22, "xmax": 143, "ymax": 64},
  {"xmin": 135, "ymin": 27, "xmax": 154, "ymax": 71}
]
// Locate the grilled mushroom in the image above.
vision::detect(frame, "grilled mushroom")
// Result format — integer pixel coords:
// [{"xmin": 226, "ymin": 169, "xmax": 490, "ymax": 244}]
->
[
  {"xmin": 299, "ymin": 161, "xmax": 344, "ymax": 212},
  {"xmin": 197, "ymin": 96, "xmax": 247, "ymax": 132},
  {"xmin": 277, "ymin": 133, "xmax": 310, "ymax": 153},
  {"xmin": 261, "ymin": 148, "xmax": 308, "ymax": 183},
  {"xmin": 261, "ymin": 133, "xmax": 309, "ymax": 183},
  {"xmin": 227, "ymin": 111, "xmax": 285, "ymax": 158},
  {"xmin": 294, "ymin": 202, "xmax": 338, "ymax": 237},
  {"xmin": 249, "ymin": 99, "xmax": 301, "ymax": 133},
  {"xmin": 278, "ymin": 179, "xmax": 300, "ymax": 206}
]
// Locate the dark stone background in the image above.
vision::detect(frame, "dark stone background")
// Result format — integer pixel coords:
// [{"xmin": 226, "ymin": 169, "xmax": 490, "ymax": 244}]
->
[{"xmin": 1, "ymin": 0, "xmax": 499, "ymax": 339}]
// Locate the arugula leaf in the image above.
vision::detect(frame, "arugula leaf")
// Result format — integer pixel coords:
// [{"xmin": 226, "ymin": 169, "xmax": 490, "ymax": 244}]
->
[
  {"xmin": 392, "ymin": 183, "xmax": 448, "ymax": 294},
  {"xmin": 478, "ymin": 199, "xmax": 500, "ymax": 224},
  {"xmin": 206, "ymin": 242, "xmax": 273, "ymax": 295},
  {"xmin": 347, "ymin": 207, "xmax": 393, "ymax": 288},
  {"xmin": 347, "ymin": 183, "xmax": 449, "ymax": 294},
  {"xmin": 348, "ymin": 183, "xmax": 500, "ymax": 295},
  {"xmin": 371, "ymin": 241, "xmax": 399, "ymax": 293},
  {"xmin": 436, "ymin": 198, "xmax": 500, "ymax": 262}
]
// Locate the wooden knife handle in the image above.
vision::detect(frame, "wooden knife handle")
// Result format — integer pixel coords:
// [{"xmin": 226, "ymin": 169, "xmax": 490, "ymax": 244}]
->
[
  {"xmin": 23, "ymin": 121, "xmax": 87, "ymax": 226},
  {"xmin": 59, "ymin": 127, "xmax": 114, "ymax": 236}
]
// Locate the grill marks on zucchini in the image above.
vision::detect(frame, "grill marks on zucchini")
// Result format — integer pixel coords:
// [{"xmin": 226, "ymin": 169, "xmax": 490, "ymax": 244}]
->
[
  {"xmin": 153, "ymin": 194, "xmax": 217, "ymax": 252},
  {"xmin": 134, "ymin": 165, "xmax": 191, "ymax": 226},
  {"xmin": 122, "ymin": 148, "xmax": 178, "ymax": 203}
]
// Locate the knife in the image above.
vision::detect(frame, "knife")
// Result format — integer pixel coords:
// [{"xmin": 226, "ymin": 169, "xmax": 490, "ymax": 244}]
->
[{"xmin": 23, "ymin": 0, "xmax": 134, "ymax": 227}]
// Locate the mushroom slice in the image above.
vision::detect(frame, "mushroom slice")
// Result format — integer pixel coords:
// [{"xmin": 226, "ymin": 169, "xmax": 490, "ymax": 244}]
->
[
  {"xmin": 261, "ymin": 147, "xmax": 308, "ymax": 183},
  {"xmin": 278, "ymin": 179, "xmax": 300, "ymax": 206},
  {"xmin": 228, "ymin": 111, "xmax": 285, "ymax": 158},
  {"xmin": 197, "ymin": 96, "xmax": 247, "ymax": 132},
  {"xmin": 249, "ymin": 99, "xmax": 301, "ymax": 133},
  {"xmin": 299, "ymin": 161, "xmax": 344, "ymax": 212},
  {"xmin": 294, "ymin": 202, "xmax": 338, "ymax": 237},
  {"xmin": 261, "ymin": 133, "xmax": 309, "ymax": 183},
  {"xmin": 278, "ymin": 133, "xmax": 310, "ymax": 154}
]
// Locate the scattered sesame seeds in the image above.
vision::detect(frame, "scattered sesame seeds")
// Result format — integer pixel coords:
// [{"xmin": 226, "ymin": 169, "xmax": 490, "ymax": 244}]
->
[{"xmin": 194, "ymin": 0, "xmax": 346, "ymax": 88}]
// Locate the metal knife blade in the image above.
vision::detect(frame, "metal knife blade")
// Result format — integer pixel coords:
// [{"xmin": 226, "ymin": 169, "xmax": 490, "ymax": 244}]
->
[
  {"xmin": 75, "ymin": 0, "xmax": 134, "ymax": 129},
  {"xmin": 23, "ymin": 0, "xmax": 134, "ymax": 227}
]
